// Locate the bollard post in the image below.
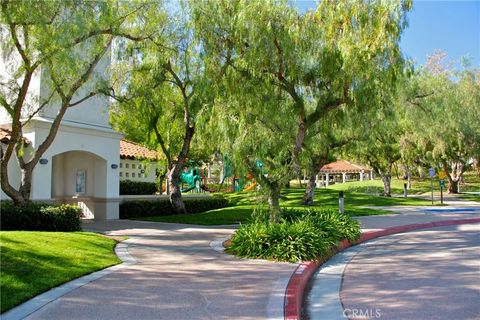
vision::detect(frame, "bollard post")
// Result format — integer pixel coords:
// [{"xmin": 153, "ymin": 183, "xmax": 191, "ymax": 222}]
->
[
  {"xmin": 404, "ymin": 183, "xmax": 407, "ymax": 198},
  {"xmin": 339, "ymin": 191, "xmax": 344, "ymax": 214},
  {"xmin": 440, "ymin": 185, "xmax": 443, "ymax": 205}
]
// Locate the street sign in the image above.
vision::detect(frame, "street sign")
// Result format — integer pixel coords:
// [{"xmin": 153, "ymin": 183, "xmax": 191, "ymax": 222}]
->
[
  {"xmin": 439, "ymin": 179, "xmax": 446, "ymax": 188},
  {"xmin": 428, "ymin": 168, "xmax": 435, "ymax": 177},
  {"xmin": 439, "ymin": 171, "xmax": 446, "ymax": 179}
]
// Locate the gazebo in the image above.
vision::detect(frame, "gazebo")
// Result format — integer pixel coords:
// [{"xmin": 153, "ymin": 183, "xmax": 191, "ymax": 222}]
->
[{"xmin": 317, "ymin": 160, "xmax": 373, "ymax": 187}]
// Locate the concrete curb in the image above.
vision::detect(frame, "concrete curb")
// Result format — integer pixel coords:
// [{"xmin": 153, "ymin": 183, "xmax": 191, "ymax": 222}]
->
[
  {"xmin": 1, "ymin": 239, "xmax": 137, "ymax": 320},
  {"xmin": 283, "ymin": 217, "xmax": 480, "ymax": 320}
]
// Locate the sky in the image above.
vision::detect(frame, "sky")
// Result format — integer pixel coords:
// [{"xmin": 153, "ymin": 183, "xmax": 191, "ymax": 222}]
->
[{"xmin": 295, "ymin": 0, "xmax": 480, "ymax": 69}]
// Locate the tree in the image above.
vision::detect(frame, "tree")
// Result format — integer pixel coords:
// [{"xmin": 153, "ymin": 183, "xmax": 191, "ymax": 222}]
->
[
  {"xmin": 341, "ymin": 83, "xmax": 405, "ymax": 198},
  {"xmin": 192, "ymin": 0, "xmax": 411, "ymax": 220},
  {"xmin": 301, "ymin": 109, "xmax": 357, "ymax": 205},
  {"xmin": 0, "ymin": 0, "xmax": 152, "ymax": 206},
  {"xmin": 111, "ymin": 1, "xmax": 214, "ymax": 213},
  {"xmin": 404, "ymin": 51, "xmax": 480, "ymax": 193}
]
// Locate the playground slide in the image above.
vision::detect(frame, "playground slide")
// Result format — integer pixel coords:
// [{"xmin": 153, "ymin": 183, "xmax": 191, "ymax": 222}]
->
[{"xmin": 243, "ymin": 181, "xmax": 257, "ymax": 192}]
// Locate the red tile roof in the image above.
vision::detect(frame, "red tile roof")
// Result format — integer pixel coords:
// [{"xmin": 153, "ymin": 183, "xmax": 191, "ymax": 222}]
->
[
  {"xmin": 120, "ymin": 139, "xmax": 161, "ymax": 160},
  {"xmin": 0, "ymin": 129, "xmax": 30, "ymax": 144},
  {"xmin": 319, "ymin": 160, "xmax": 370, "ymax": 173}
]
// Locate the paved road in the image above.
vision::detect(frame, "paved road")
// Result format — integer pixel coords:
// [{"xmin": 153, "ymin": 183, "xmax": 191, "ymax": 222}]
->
[
  {"xmin": 308, "ymin": 223, "xmax": 480, "ymax": 320},
  {"xmin": 24, "ymin": 220, "xmax": 297, "ymax": 320}
]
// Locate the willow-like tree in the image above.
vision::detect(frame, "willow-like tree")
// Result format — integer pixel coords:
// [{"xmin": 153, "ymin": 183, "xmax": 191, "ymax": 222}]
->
[
  {"xmin": 111, "ymin": 1, "xmax": 214, "ymax": 213},
  {"xmin": 301, "ymin": 108, "xmax": 360, "ymax": 205},
  {"xmin": 192, "ymin": 0, "xmax": 411, "ymax": 220},
  {"xmin": 0, "ymin": 0, "xmax": 151, "ymax": 206},
  {"xmin": 403, "ymin": 51, "xmax": 480, "ymax": 193}
]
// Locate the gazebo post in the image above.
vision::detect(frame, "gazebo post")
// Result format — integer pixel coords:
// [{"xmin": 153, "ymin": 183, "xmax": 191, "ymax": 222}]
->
[
  {"xmin": 360, "ymin": 170, "xmax": 364, "ymax": 181},
  {"xmin": 325, "ymin": 173, "xmax": 330, "ymax": 187},
  {"xmin": 342, "ymin": 172, "xmax": 346, "ymax": 183}
]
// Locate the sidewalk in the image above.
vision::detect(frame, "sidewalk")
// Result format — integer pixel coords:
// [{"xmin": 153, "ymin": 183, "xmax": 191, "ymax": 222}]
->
[{"xmin": 13, "ymin": 220, "xmax": 297, "ymax": 320}]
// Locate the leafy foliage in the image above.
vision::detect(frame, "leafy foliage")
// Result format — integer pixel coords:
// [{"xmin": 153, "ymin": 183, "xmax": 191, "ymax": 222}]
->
[
  {"xmin": 119, "ymin": 196, "xmax": 230, "ymax": 219},
  {"xmin": 227, "ymin": 208, "xmax": 360, "ymax": 263},
  {"xmin": 120, "ymin": 180, "xmax": 158, "ymax": 195},
  {"xmin": 192, "ymin": 0, "xmax": 411, "ymax": 220},
  {"xmin": 0, "ymin": 201, "xmax": 81, "ymax": 231},
  {"xmin": 401, "ymin": 51, "xmax": 480, "ymax": 192}
]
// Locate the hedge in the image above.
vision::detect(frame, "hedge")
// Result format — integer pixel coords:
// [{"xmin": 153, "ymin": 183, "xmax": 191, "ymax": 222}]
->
[
  {"xmin": 1, "ymin": 201, "xmax": 82, "ymax": 231},
  {"xmin": 120, "ymin": 197, "xmax": 230, "ymax": 219},
  {"xmin": 120, "ymin": 180, "xmax": 157, "ymax": 195}
]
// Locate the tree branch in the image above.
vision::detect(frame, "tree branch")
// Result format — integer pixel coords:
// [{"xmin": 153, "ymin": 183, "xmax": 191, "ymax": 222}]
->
[{"xmin": 68, "ymin": 92, "xmax": 97, "ymax": 108}]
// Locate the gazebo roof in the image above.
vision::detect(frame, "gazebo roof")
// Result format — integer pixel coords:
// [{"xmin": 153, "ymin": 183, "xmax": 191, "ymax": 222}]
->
[
  {"xmin": 120, "ymin": 139, "xmax": 161, "ymax": 160},
  {"xmin": 319, "ymin": 160, "xmax": 370, "ymax": 173}
]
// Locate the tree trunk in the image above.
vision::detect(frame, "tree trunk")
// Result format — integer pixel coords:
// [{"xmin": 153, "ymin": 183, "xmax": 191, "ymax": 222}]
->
[
  {"xmin": 267, "ymin": 184, "xmax": 281, "ymax": 223},
  {"xmin": 474, "ymin": 157, "xmax": 480, "ymax": 177},
  {"xmin": 381, "ymin": 174, "xmax": 392, "ymax": 197},
  {"xmin": 302, "ymin": 154, "xmax": 329, "ymax": 206},
  {"xmin": 447, "ymin": 179, "xmax": 459, "ymax": 194},
  {"xmin": 379, "ymin": 162, "xmax": 393, "ymax": 197},
  {"xmin": 169, "ymin": 174, "xmax": 186, "ymax": 214},
  {"xmin": 167, "ymin": 125, "xmax": 195, "ymax": 214},
  {"xmin": 442, "ymin": 160, "xmax": 464, "ymax": 194},
  {"xmin": 302, "ymin": 172, "xmax": 316, "ymax": 206}
]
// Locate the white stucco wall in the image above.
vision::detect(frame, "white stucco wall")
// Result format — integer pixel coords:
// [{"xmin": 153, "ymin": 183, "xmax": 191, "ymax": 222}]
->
[
  {"xmin": 38, "ymin": 50, "xmax": 111, "ymax": 129},
  {"xmin": 29, "ymin": 119, "xmax": 121, "ymax": 200},
  {"xmin": 119, "ymin": 159, "xmax": 158, "ymax": 183}
]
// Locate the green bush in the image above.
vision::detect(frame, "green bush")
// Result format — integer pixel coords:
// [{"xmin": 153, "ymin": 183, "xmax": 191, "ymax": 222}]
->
[
  {"xmin": 0, "ymin": 201, "xmax": 82, "ymax": 231},
  {"xmin": 120, "ymin": 196, "xmax": 230, "ymax": 218},
  {"xmin": 120, "ymin": 180, "xmax": 157, "ymax": 195},
  {"xmin": 227, "ymin": 208, "xmax": 360, "ymax": 263},
  {"xmin": 281, "ymin": 208, "xmax": 361, "ymax": 243}
]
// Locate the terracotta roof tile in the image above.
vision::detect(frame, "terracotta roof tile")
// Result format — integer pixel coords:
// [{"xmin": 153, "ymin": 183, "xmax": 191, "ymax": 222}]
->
[
  {"xmin": 120, "ymin": 139, "xmax": 161, "ymax": 160},
  {"xmin": 319, "ymin": 160, "xmax": 370, "ymax": 173},
  {"xmin": 0, "ymin": 129, "xmax": 30, "ymax": 144}
]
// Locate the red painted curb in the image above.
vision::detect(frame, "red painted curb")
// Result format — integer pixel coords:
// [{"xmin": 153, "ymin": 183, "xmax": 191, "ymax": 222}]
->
[{"xmin": 283, "ymin": 217, "xmax": 480, "ymax": 320}]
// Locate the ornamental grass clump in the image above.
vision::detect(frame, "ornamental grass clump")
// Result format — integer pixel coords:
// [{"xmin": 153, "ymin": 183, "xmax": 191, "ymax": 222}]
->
[{"xmin": 227, "ymin": 208, "xmax": 360, "ymax": 263}]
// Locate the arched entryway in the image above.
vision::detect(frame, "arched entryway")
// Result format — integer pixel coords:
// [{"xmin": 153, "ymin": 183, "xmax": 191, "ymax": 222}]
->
[{"xmin": 51, "ymin": 151, "xmax": 107, "ymax": 219}]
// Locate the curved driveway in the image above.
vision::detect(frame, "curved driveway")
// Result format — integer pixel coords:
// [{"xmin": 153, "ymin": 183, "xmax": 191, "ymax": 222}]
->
[
  {"xmin": 23, "ymin": 220, "xmax": 297, "ymax": 320},
  {"xmin": 308, "ymin": 223, "xmax": 480, "ymax": 320}
]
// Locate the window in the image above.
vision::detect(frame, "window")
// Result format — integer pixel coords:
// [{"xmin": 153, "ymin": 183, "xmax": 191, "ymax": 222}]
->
[
  {"xmin": 119, "ymin": 172, "xmax": 123, "ymax": 177},
  {"xmin": 132, "ymin": 173, "xmax": 136, "ymax": 178},
  {"xmin": 126, "ymin": 172, "xmax": 129, "ymax": 178},
  {"xmin": 75, "ymin": 170, "xmax": 86, "ymax": 194},
  {"xmin": 132, "ymin": 164, "xmax": 136, "ymax": 169},
  {"xmin": 126, "ymin": 163, "xmax": 129, "ymax": 169},
  {"xmin": 120, "ymin": 163, "xmax": 123, "ymax": 168}
]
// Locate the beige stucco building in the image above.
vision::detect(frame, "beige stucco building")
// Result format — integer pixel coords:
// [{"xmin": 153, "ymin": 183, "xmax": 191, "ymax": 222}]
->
[{"xmin": 0, "ymin": 46, "xmax": 123, "ymax": 219}]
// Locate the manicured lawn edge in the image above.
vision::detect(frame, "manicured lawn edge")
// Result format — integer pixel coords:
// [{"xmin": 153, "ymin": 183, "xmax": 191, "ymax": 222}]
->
[{"xmin": 0, "ymin": 232, "xmax": 122, "ymax": 313}]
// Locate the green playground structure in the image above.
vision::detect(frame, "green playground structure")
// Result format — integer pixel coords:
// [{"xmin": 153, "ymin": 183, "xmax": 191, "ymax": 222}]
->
[
  {"xmin": 218, "ymin": 155, "xmax": 262, "ymax": 192},
  {"xmin": 180, "ymin": 168, "xmax": 201, "ymax": 193}
]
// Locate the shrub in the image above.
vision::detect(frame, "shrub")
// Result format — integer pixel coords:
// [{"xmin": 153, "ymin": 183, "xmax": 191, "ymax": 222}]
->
[
  {"xmin": 120, "ymin": 180, "xmax": 157, "ymax": 195},
  {"xmin": 119, "ymin": 196, "xmax": 230, "ymax": 219},
  {"xmin": 227, "ymin": 208, "xmax": 361, "ymax": 263},
  {"xmin": 0, "ymin": 201, "xmax": 82, "ymax": 231},
  {"xmin": 281, "ymin": 208, "xmax": 361, "ymax": 243}
]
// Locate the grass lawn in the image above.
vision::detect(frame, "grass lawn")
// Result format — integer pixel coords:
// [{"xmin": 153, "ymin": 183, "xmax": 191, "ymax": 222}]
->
[
  {"xmin": 458, "ymin": 193, "xmax": 480, "ymax": 202},
  {"xmin": 135, "ymin": 174, "xmax": 479, "ymax": 226},
  {"xmin": 137, "ymin": 183, "xmax": 433, "ymax": 225},
  {"xmin": 0, "ymin": 232, "xmax": 121, "ymax": 313}
]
